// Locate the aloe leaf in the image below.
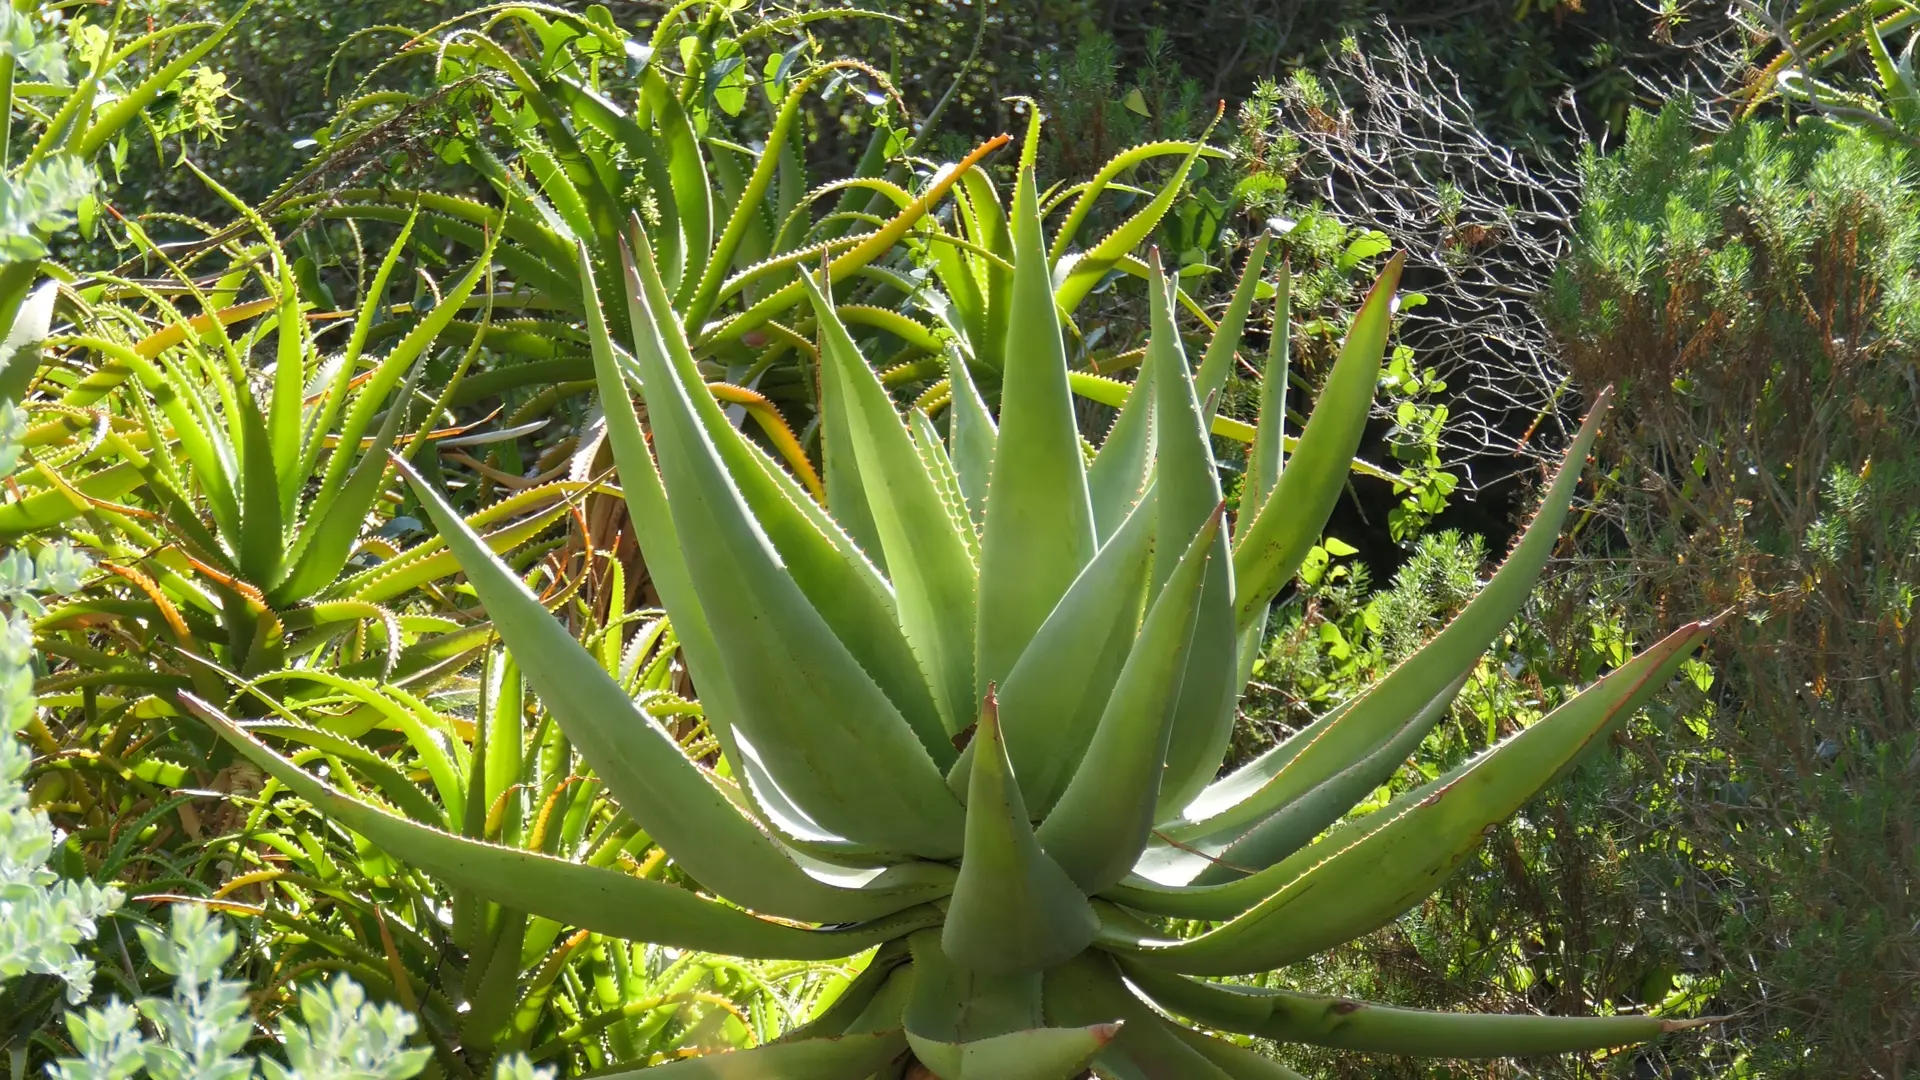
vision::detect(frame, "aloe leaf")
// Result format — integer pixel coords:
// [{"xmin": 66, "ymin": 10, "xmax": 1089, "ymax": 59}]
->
[
  {"xmin": 704, "ymin": 134, "xmax": 1010, "ymax": 351},
  {"xmin": 1168, "ymin": 392, "xmax": 1614, "ymax": 843},
  {"xmin": 587, "ymin": 1030, "xmax": 908, "ymax": 1079},
  {"xmin": 906, "ymin": 1023, "xmax": 1119, "ymax": 1080},
  {"xmin": 1162, "ymin": 1024, "xmax": 1310, "ymax": 1080},
  {"xmin": 622, "ymin": 229, "xmax": 952, "ymax": 764},
  {"xmin": 586, "ymin": 255, "xmax": 873, "ymax": 860},
  {"xmin": 1106, "ymin": 621, "xmax": 1711, "ymax": 974},
  {"xmin": 1054, "ymin": 138, "xmax": 1212, "ymax": 315},
  {"xmin": 1085, "ymin": 334, "xmax": 1155, "ymax": 542},
  {"xmin": 778, "ymin": 940, "xmax": 913, "ymax": 1042},
  {"xmin": 976, "ymin": 165, "xmax": 1098, "ymax": 692},
  {"xmin": 75, "ymin": 3, "xmax": 252, "ymax": 158},
  {"xmin": 1038, "ymin": 505, "xmax": 1219, "ymax": 893},
  {"xmin": 1047, "ymin": 140, "xmax": 1223, "ymax": 264},
  {"xmin": 1241, "ymin": 259, "xmax": 1291, "ymax": 528},
  {"xmin": 1123, "ymin": 960, "xmax": 1700, "ymax": 1056},
  {"xmin": 184, "ymin": 695, "xmax": 942, "ymax": 960},
  {"xmin": 994, "ymin": 489, "xmax": 1156, "ymax": 814},
  {"xmin": 235, "ymin": 381, "xmax": 286, "ymax": 586},
  {"xmin": 1187, "ymin": 673, "xmax": 1471, "ymax": 887},
  {"xmin": 400, "ymin": 454, "xmax": 955, "ymax": 924},
  {"xmin": 807, "ymin": 274, "xmax": 978, "ymax": 737},
  {"xmin": 619, "ymin": 236, "xmax": 964, "ymax": 857},
  {"xmin": 270, "ymin": 354, "xmax": 427, "ymax": 603},
  {"xmin": 946, "ymin": 350, "xmax": 996, "ymax": 531},
  {"xmin": 268, "ymin": 281, "xmax": 308, "ymax": 519},
  {"xmin": 1195, "ymin": 233, "xmax": 1270, "ymax": 426},
  {"xmin": 942, "ymin": 693, "xmax": 1098, "ymax": 974},
  {"xmin": 903, "ymin": 927, "xmax": 1046, "ymax": 1048},
  {"xmin": 0, "ymin": 458, "xmax": 140, "ymax": 538},
  {"xmin": 1041, "ymin": 951, "xmax": 1231, "ymax": 1080},
  {"xmin": 1138, "ymin": 258, "xmax": 1241, "ymax": 816},
  {"xmin": 1233, "ymin": 253, "xmax": 1404, "ymax": 629},
  {"xmin": 817, "ymin": 302, "xmax": 886, "ymax": 571},
  {"xmin": 314, "ymin": 240, "xmax": 497, "ymax": 529}
]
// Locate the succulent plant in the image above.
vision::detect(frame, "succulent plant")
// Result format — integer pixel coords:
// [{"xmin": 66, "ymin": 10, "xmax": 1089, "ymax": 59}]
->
[{"xmin": 189, "ymin": 151, "xmax": 1713, "ymax": 1078}]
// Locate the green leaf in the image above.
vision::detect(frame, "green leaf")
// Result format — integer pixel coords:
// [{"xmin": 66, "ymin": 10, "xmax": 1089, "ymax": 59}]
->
[
  {"xmin": 1233, "ymin": 253, "xmax": 1403, "ymax": 629},
  {"xmin": 621, "ymin": 227, "xmax": 953, "ymax": 768},
  {"xmin": 993, "ymin": 489, "xmax": 1156, "ymax": 814},
  {"xmin": 1171, "ymin": 392, "xmax": 1614, "ymax": 845},
  {"xmin": 400, "ymin": 450, "xmax": 956, "ymax": 924},
  {"xmin": 1038, "ymin": 505, "xmax": 1220, "ymax": 892},
  {"xmin": 946, "ymin": 352, "xmax": 997, "ymax": 532},
  {"xmin": 618, "ymin": 233, "xmax": 965, "ymax": 857},
  {"xmin": 1124, "ymin": 960, "xmax": 1698, "ymax": 1056},
  {"xmin": 1041, "ymin": 951, "xmax": 1231, "ymax": 1080},
  {"xmin": 942, "ymin": 693, "xmax": 1098, "ymax": 974},
  {"xmin": 1085, "ymin": 349, "xmax": 1155, "ymax": 543},
  {"xmin": 184, "ymin": 695, "xmax": 943, "ymax": 960},
  {"xmin": 1194, "ymin": 233, "xmax": 1270, "ymax": 425},
  {"xmin": 1054, "ymin": 138, "xmax": 1212, "ymax": 314},
  {"xmin": 1144, "ymin": 258, "xmax": 1239, "ymax": 816},
  {"xmin": 808, "ymin": 274, "xmax": 978, "ymax": 737},
  {"xmin": 976, "ymin": 165, "xmax": 1097, "ymax": 694},
  {"xmin": 1105, "ymin": 620, "xmax": 1710, "ymax": 974},
  {"xmin": 596, "ymin": 1032, "xmax": 910, "ymax": 1078}
]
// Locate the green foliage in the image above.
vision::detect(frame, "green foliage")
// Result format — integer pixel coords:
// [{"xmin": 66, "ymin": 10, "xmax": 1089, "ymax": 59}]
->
[
  {"xmin": 1, "ymin": 400, "xmax": 117, "ymax": 1023},
  {"xmin": 187, "ymin": 120, "xmax": 1721, "ymax": 1073},
  {"xmin": 1527, "ymin": 103, "xmax": 1920, "ymax": 1076}
]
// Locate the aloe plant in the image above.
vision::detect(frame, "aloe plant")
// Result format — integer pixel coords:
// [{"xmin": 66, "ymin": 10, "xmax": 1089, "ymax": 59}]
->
[{"xmin": 188, "ymin": 143, "xmax": 1714, "ymax": 1076}]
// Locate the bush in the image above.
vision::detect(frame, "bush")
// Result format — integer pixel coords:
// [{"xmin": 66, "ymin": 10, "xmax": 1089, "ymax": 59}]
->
[{"xmin": 1541, "ymin": 103, "xmax": 1920, "ymax": 1077}]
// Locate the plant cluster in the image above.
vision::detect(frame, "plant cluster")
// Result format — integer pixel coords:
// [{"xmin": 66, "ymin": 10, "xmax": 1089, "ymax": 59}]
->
[{"xmin": 36, "ymin": 1, "xmax": 1920, "ymax": 1078}]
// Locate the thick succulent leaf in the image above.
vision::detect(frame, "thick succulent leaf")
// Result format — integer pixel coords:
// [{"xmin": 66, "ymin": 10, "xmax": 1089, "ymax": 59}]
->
[
  {"xmin": 1120, "ymin": 679, "xmax": 1449, "ymax": 900},
  {"xmin": 184, "ymin": 696, "xmax": 942, "ymax": 960},
  {"xmin": 1103, "ymin": 621, "xmax": 1711, "ymax": 973},
  {"xmin": 1054, "ymin": 139, "xmax": 1211, "ymax": 315},
  {"xmin": 1085, "ymin": 339, "xmax": 1156, "ymax": 542},
  {"xmin": 271, "ymin": 355, "xmax": 428, "ymax": 604},
  {"xmin": 947, "ymin": 350, "xmax": 996, "ymax": 532},
  {"xmin": 400, "ymin": 456, "xmax": 955, "ymax": 923},
  {"xmin": 778, "ymin": 941, "xmax": 913, "ymax": 1043},
  {"xmin": 1187, "ymin": 674, "xmax": 1471, "ymax": 887},
  {"xmin": 909, "ymin": 408, "xmax": 978, "ymax": 564},
  {"xmin": 594, "ymin": 1030, "xmax": 909, "ymax": 1078},
  {"xmin": 993, "ymin": 490, "xmax": 1156, "ymax": 814},
  {"xmin": 622, "ymin": 229, "xmax": 953, "ymax": 765},
  {"xmin": 267, "ymin": 277, "xmax": 306, "ymax": 519},
  {"xmin": 904, "ymin": 928, "xmax": 1046, "ymax": 1050},
  {"xmin": 1240, "ymin": 260, "xmax": 1291, "ymax": 527},
  {"xmin": 1041, "ymin": 952, "xmax": 1231, "ymax": 1080},
  {"xmin": 906, "ymin": 1025, "xmax": 1119, "ymax": 1080},
  {"xmin": 1123, "ymin": 961, "xmax": 1702, "ymax": 1056},
  {"xmin": 235, "ymin": 381, "xmax": 285, "ymax": 586},
  {"xmin": 975, "ymin": 165, "xmax": 1098, "ymax": 694},
  {"xmin": 818, "ymin": 320, "xmax": 886, "ymax": 571},
  {"xmin": 641, "ymin": 70, "xmax": 711, "ymax": 299},
  {"xmin": 1038, "ymin": 506, "xmax": 1220, "ymax": 893},
  {"xmin": 808, "ymin": 274, "xmax": 978, "ymax": 737},
  {"xmin": 705, "ymin": 135, "xmax": 1009, "ymax": 346},
  {"xmin": 1067, "ymin": 371, "xmax": 1397, "ymax": 481},
  {"xmin": 943, "ymin": 693, "xmax": 1099, "ymax": 974},
  {"xmin": 1144, "ymin": 259, "xmax": 1241, "ymax": 815},
  {"xmin": 1166, "ymin": 392, "xmax": 1615, "ymax": 843},
  {"xmin": 314, "ymin": 242, "xmax": 497, "ymax": 526},
  {"xmin": 1162, "ymin": 1026, "xmax": 1310, "ymax": 1080},
  {"xmin": 1232, "ymin": 253, "xmax": 1403, "ymax": 629},
  {"xmin": 1194, "ymin": 233, "xmax": 1270, "ymax": 425},
  {"xmin": 618, "ymin": 238, "xmax": 965, "ymax": 857}
]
